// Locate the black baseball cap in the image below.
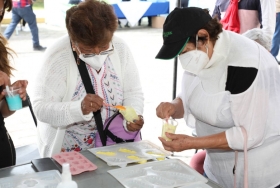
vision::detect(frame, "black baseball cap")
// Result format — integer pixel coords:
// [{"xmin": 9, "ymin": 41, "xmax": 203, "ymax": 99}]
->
[{"xmin": 156, "ymin": 7, "xmax": 212, "ymax": 60}]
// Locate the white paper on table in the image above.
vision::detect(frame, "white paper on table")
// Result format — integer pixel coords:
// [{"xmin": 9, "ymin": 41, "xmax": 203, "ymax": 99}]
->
[
  {"xmin": 117, "ymin": 1, "xmax": 152, "ymax": 27},
  {"xmin": 107, "ymin": 159, "xmax": 208, "ymax": 188}
]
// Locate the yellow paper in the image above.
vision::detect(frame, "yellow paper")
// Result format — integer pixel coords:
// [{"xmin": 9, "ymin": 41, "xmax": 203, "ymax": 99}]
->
[
  {"xmin": 127, "ymin": 155, "xmax": 147, "ymax": 164},
  {"xmin": 96, "ymin": 151, "xmax": 116, "ymax": 156},
  {"xmin": 156, "ymin": 157, "xmax": 165, "ymax": 161},
  {"xmin": 146, "ymin": 151, "xmax": 165, "ymax": 161},
  {"xmin": 119, "ymin": 148, "xmax": 136, "ymax": 154},
  {"xmin": 146, "ymin": 151, "xmax": 164, "ymax": 156}
]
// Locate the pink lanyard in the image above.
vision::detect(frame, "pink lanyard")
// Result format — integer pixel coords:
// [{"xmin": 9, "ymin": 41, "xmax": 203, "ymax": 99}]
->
[{"xmin": 234, "ymin": 126, "xmax": 248, "ymax": 188}]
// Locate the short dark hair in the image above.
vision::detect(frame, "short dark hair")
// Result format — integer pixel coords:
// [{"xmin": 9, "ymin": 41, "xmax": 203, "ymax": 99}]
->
[
  {"xmin": 66, "ymin": 0, "xmax": 118, "ymax": 47},
  {"xmin": 188, "ymin": 9, "xmax": 223, "ymax": 45}
]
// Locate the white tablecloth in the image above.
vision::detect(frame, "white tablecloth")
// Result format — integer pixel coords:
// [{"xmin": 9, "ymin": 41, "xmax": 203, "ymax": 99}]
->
[{"xmin": 117, "ymin": 1, "xmax": 152, "ymax": 26}]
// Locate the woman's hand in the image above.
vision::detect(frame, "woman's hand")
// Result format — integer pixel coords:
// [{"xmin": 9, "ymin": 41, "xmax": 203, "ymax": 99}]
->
[
  {"xmin": 11, "ymin": 80, "xmax": 28, "ymax": 101},
  {"xmin": 156, "ymin": 98, "xmax": 184, "ymax": 119},
  {"xmin": 159, "ymin": 132, "xmax": 231, "ymax": 152},
  {"xmin": 126, "ymin": 115, "xmax": 144, "ymax": 132},
  {"xmin": 0, "ymin": 80, "xmax": 28, "ymax": 118},
  {"xmin": 81, "ymin": 94, "xmax": 103, "ymax": 115},
  {"xmin": 156, "ymin": 102, "xmax": 176, "ymax": 119},
  {"xmin": 158, "ymin": 133, "xmax": 193, "ymax": 152}
]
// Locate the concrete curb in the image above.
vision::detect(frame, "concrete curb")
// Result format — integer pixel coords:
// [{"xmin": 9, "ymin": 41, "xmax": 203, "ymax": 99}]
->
[{"xmin": 2, "ymin": 18, "xmax": 45, "ymax": 24}]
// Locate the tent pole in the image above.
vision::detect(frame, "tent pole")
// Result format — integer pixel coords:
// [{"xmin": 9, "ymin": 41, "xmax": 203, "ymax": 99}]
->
[
  {"xmin": 177, "ymin": 0, "xmax": 181, "ymax": 7},
  {"xmin": 172, "ymin": 57, "xmax": 178, "ymax": 100}
]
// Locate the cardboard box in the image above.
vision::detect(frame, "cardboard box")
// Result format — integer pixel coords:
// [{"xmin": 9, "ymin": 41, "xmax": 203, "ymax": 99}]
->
[{"xmin": 152, "ymin": 16, "xmax": 166, "ymax": 29}]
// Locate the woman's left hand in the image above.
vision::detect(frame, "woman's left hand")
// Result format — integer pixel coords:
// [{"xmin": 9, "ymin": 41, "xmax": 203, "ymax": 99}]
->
[
  {"xmin": 11, "ymin": 80, "xmax": 28, "ymax": 101},
  {"xmin": 126, "ymin": 115, "xmax": 144, "ymax": 132},
  {"xmin": 158, "ymin": 133, "xmax": 193, "ymax": 152}
]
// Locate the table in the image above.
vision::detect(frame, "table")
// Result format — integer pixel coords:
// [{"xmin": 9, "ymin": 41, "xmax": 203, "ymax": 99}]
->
[
  {"xmin": 112, "ymin": 2, "xmax": 169, "ymax": 26},
  {"xmin": 0, "ymin": 150, "xmax": 222, "ymax": 187}
]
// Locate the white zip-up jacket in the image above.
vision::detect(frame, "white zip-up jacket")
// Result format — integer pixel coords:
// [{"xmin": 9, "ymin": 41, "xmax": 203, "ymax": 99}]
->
[{"xmin": 179, "ymin": 30, "xmax": 280, "ymax": 188}]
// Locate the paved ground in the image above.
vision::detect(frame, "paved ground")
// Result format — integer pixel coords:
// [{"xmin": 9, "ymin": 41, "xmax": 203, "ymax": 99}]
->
[{"xmin": 1, "ymin": 21, "xmax": 196, "ymax": 164}]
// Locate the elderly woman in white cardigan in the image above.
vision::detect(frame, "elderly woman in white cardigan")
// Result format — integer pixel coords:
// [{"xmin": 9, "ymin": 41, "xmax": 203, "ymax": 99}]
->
[{"xmin": 33, "ymin": 0, "xmax": 144, "ymax": 157}]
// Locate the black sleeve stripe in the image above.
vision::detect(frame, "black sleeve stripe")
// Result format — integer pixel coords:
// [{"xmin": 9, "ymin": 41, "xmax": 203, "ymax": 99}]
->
[
  {"xmin": 225, "ymin": 66, "xmax": 258, "ymax": 94},
  {"xmin": 238, "ymin": 0, "xmax": 260, "ymax": 10},
  {"xmin": 238, "ymin": 0, "xmax": 262, "ymax": 25}
]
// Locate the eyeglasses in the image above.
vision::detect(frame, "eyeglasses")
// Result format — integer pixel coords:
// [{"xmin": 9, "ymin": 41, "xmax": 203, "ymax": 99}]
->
[{"xmin": 75, "ymin": 43, "xmax": 114, "ymax": 58}]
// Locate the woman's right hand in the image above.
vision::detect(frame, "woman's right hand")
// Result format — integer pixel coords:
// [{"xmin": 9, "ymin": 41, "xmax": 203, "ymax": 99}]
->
[
  {"xmin": 156, "ymin": 102, "xmax": 176, "ymax": 119},
  {"xmin": 81, "ymin": 94, "xmax": 104, "ymax": 115}
]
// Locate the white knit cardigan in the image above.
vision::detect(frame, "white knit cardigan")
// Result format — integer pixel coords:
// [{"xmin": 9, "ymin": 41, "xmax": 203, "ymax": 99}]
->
[{"xmin": 33, "ymin": 35, "xmax": 144, "ymax": 157}]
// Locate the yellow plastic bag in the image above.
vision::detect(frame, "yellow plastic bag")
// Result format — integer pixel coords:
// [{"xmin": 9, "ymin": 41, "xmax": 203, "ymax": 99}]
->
[
  {"xmin": 119, "ymin": 106, "xmax": 139, "ymax": 122},
  {"xmin": 161, "ymin": 118, "xmax": 178, "ymax": 141}
]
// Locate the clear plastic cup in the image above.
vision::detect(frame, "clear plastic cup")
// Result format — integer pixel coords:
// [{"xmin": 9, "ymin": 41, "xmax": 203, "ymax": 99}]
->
[
  {"xmin": 3, "ymin": 87, "xmax": 22, "ymax": 111},
  {"xmin": 161, "ymin": 118, "xmax": 178, "ymax": 141},
  {"xmin": 119, "ymin": 106, "xmax": 139, "ymax": 122}
]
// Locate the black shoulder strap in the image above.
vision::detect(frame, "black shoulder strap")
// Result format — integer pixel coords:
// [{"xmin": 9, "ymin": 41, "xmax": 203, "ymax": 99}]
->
[
  {"xmin": 104, "ymin": 111, "xmax": 119, "ymax": 131},
  {"xmin": 71, "ymin": 48, "xmax": 107, "ymax": 146},
  {"xmin": 27, "ymin": 94, "xmax": 37, "ymax": 127}
]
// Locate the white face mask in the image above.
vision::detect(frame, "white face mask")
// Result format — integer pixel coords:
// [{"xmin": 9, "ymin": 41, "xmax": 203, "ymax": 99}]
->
[
  {"xmin": 76, "ymin": 43, "xmax": 113, "ymax": 71},
  {"xmin": 179, "ymin": 36, "xmax": 209, "ymax": 75},
  {"xmin": 79, "ymin": 54, "xmax": 108, "ymax": 71}
]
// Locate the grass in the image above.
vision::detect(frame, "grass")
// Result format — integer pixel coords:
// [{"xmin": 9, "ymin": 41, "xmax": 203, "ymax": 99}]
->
[{"xmin": 32, "ymin": 0, "xmax": 44, "ymax": 10}]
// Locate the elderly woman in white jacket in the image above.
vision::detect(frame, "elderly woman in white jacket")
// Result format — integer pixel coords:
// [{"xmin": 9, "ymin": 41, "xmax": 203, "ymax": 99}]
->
[
  {"xmin": 33, "ymin": 0, "xmax": 144, "ymax": 157},
  {"xmin": 156, "ymin": 7, "xmax": 280, "ymax": 188}
]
